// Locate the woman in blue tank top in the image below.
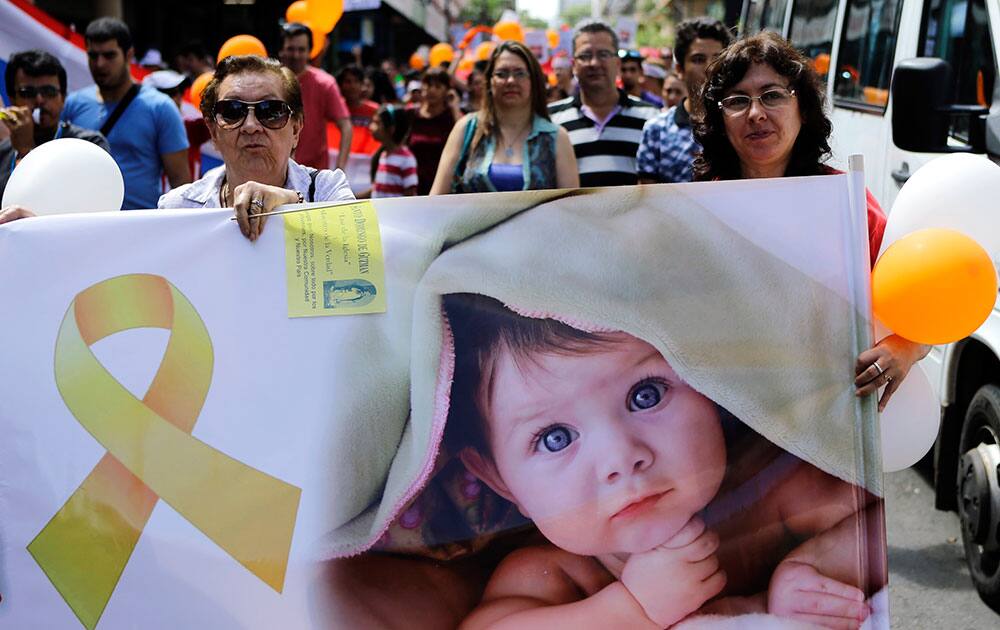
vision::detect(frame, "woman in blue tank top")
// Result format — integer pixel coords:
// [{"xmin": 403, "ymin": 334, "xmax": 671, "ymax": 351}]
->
[{"xmin": 430, "ymin": 41, "xmax": 579, "ymax": 194}]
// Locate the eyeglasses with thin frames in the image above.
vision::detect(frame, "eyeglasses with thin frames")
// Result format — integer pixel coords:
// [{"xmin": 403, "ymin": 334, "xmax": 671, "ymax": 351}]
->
[
  {"xmin": 717, "ymin": 87, "xmax": 796, "ymax": 116},
  {"xmin": 574, "ymin": 50, "xmax": 616, "ymax": 63},
  {"xmin": 15, "ymin": 85, "xmax": 60, "ymax": 100},
  {"xmin": 213, "ymin": 99, "xmax": 293, "ymax": 130},
  {"xmin": 493, "ymin": 69, "xmax": 529, "ymax": 82}
]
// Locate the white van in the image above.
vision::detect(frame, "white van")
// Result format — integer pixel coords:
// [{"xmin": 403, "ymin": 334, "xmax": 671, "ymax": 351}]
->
[{"xmin": 741, "ymin": 0, "xmax": 1000, "ymax": 610}]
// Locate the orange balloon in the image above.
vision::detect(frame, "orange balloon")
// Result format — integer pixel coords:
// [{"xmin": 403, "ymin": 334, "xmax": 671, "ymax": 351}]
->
[
  {"xmin": 409, "ymin": 52, "xmax": 426, "ymax": 70},
  {"xmin": 306, "ymin": 0, "xmax": 343, "ymax": 34},
  {"xmin": 547, "ymin": 72, "xmax": 558, "ymax": 86},
  {"xmin": 872, "ymin": 228, "xmax": 998, "ymax": 344},
  {"xmin": 475, "ymin": 41, "xmax": 495, "ymax": 61},
  {"xmin": 190, "ymin": 71, "xmax": 214, "ymax": 110},
  {"xmin": 547, "ymin": 29, "xmax": 559, "ymax": 49},
  {"xmin": 429, "ymin": 42, "xmax": 455, "ymax": 67},
  {"xmin": 286, "ymin": 0, "xmax": 308, "ymax": 23},
  {"xmin": 304, "ymin": 22, "xmax": 326, "ymax": 58},
  {"xmin": 458, "ymin": 57, "xmax": 474, "ymax": 72},
  {"xmin": 493, "ymin": 20, "xmax": 524, "ymax": 43},
  {"xmin": 217, "ymin": 35, "xmax": 267, "ymax": 63}
]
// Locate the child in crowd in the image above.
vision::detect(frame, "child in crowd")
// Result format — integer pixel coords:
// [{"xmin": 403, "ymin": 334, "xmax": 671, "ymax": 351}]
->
[
  {"xmin": 443, "ymin": 293, "xmax": 883, "ymax": 629},
  {"xmin": 365, "ymin": 104, "xmax": 418, "ymax": 198}
]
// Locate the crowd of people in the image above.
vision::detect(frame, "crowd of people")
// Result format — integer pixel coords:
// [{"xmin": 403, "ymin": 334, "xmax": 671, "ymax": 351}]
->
[{"xmin": 0, "ymin": 13, "xmax": 925, "ymax": 407}]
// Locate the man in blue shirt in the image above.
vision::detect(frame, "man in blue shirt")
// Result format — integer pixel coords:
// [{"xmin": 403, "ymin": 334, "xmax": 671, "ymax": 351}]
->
[
  {"xmin": 636, "ymin": 17, "xmax": 732, "ymax": 184},
  {"xmin": 62, "ymin": 18, "xmax": 190, "ymax": 209}
]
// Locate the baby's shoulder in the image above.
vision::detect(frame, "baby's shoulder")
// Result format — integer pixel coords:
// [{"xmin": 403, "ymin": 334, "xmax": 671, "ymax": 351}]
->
[{"xmin": 484, "ymin": 544, "xmax": 612, "ymax": 604}]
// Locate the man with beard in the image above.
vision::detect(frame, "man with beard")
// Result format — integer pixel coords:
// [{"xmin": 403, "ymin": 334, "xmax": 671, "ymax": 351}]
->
[
  {"xmin": 548, "ymin": 20, "xmax": 658, "ymax": 187},
  {"xmin": 636, "ymin": 17, "xmax": 732, "ymax": 184},
  {"xmin": 1, "ymin": 50, "xmax": 110, "ymax": 199},
  {"xmin": 62, "ymin": 18, "xmax": 190, "ymax": 209}
]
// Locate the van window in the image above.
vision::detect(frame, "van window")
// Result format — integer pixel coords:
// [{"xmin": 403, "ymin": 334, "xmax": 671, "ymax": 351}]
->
[
  {"xmin": 746, "ymin": 0, "xmax": 791, "ymax": 35},
  {"xmin": 833, "ymin": 0, "xmax": 905, "ymax": 111},
  {"xmin": 788, "ymin": 0, "xmax": 839, "ymax": 76},
  {"xmin": 920, "ymin": 0, "xmax": 996, "ymax": 140}
]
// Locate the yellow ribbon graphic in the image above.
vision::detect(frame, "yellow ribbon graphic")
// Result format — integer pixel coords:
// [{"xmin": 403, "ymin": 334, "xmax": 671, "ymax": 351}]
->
[{"xmin": 28, "ymin": 274, "xmax": 301, "ymax": 629}]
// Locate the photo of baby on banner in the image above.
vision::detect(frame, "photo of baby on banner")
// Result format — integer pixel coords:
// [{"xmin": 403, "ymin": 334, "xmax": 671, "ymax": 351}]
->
[{"xmin": 0, "ymin": 174, "xmax": 891, "ymax": 629}]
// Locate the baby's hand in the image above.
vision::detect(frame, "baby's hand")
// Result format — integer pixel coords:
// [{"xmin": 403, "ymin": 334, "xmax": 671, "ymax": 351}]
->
[
  {"xmin": 768, "ymin": 560, "xmax": 869, "ymax": 629},
  {"xmin": 621, "ymin": 516, "xmax": 726, "ymax": 627}
]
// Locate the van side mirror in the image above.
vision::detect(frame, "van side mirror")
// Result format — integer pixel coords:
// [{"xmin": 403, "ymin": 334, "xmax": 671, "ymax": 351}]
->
[{"xmin": 891, "ymin": 58, "xmax": 989, "ymax": 153}]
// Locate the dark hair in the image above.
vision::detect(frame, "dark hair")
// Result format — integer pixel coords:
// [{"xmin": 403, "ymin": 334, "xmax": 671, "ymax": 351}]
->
[
  {"xmin": 674, "ymin": 17, "xmax": 732, "ymax": 67},
  {"xmin": 5, "ymin": 50, "xmax": 67, "ymax": 97},
  {"xmin": 365, "ymin": 67, "xmax": 398, "ymax": 104},
  {"xmin": 443, "ymin": 293, "xmax": 620, "ymax": 456},
  {"xmin": 177, "ymin": 41, "xmax": 208, "ymax": 59},
  {"xmin": 282, "ymin": 22, "xmax": 313, "ymax": 51},
  {"xmin": 693, "ymin": 32, "xmax": 832, "ymax": 181},
  {"xmin": 421, "ymin": 66, "xmax": 452, "ymax": 89},
  {"xmin": 572, "ymin": 19, "xmax": 618, "ymax": 55},
  {"xmin": 84, "ymin": 17, "xmax": 133, "ymax": 53},
  {"xmin": 200, "ymin": 55, "xmax": 303, "ymax": 121},
  {"xmin": 376, "ymin": 103, "xmax": 411, "ymax": 145},
  {"xmin": 337, "ymin": 64, "xmax": 365, "ymax": 84},
  {"xmin": 473, "ymin": 40, "xmax": 550, "ymax": 151}
]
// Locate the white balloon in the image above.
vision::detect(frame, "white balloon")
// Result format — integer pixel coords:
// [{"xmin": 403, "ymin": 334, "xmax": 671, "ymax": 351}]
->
[
  {"xmin": 881, "ymin": 153, "xmax": 1000, "ymax": 257},
  {"xmin": 1, "ymin": 138, "xmax": 124, "ymax": 214},
  {"xmin": 880, "ymin": 362, "xmax": 940, "ymax": 472}
]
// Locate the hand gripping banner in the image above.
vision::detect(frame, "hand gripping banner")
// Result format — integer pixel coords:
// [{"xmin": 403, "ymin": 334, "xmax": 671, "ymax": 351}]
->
[{"xmin": 27, "ymin": 274, "xmax": 302, "ymax": 630}]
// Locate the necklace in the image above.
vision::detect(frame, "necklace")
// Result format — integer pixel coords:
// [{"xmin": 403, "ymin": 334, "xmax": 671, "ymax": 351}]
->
[
  {"xmin": 219, "ymin": 178, "xmax": 230, "ymax": 207},
  {"xmin": 499, "ymin": 121, "xmax": 532, "ymax": 159}
]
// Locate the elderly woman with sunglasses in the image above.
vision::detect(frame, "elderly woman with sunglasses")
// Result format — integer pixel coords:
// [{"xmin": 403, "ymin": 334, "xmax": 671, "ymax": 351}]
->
[
  {"xmin": 158, "ymin": 55, "xmax": 354, "ymax": 241},
  {"xmin": 694, "ymin": 31, "xmax": 928, "ymax": 413}
]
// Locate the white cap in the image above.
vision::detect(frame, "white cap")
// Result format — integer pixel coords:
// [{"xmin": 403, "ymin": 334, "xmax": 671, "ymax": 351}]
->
[
  {"xmin": 143, "ymin": 69, "xmax": 187, "ymax": 91},
  {"xmin": 139, "ymin": 48, "xmax": 164, "ymax": 67},
  {"xmin": 406, "ymin": 80, "xmax": 423, "ymax": 92},
  {"xmin": 552, "ymin": 56, "xmax": 572, "ymax": 70},
  {"xmin": 642, "ymin": 62, "xmax": 667, "ymax": 79}
]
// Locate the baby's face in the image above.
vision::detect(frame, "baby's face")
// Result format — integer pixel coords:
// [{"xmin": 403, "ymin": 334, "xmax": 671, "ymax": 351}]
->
[{"xmin": 483, "ymin": 333, "xmax": 726, "ymax": 556}]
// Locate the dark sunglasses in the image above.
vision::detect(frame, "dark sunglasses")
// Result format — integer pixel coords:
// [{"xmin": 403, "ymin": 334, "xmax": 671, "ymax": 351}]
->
[
  {"xmin": 213, "ymin": 99, "xmax": 292, "ymax": 130},
  {"xmin": 15, "ymin": 85, "xmax": 61, "ymax": 100}
]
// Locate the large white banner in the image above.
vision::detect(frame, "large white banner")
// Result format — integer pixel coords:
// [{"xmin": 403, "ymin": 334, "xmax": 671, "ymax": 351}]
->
[{"xmin": 0, "ymin": 179, "xmax": 888, "ymax": 629}]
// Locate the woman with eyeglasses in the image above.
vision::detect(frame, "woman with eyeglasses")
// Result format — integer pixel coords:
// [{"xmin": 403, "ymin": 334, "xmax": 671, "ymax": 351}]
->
[
  {"xmin": 429, "ymin": 41, "xmax": 578, "ymax": 194},
  {"xmin": 158, "ymin": 55, "xmax": 354, "ymax": 241},
  {"xmin": 694, "ymin": 31, "xmax": 928, "ymax": 413}
]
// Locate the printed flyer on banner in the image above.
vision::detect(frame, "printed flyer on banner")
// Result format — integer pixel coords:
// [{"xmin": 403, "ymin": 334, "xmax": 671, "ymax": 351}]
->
[{"xmin": 0, "ymin": 179, "xmax": 888, "ymax": 629}]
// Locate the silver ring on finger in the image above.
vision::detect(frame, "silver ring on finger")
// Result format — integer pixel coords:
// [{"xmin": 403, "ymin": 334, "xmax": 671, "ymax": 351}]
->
[
  {"xmin": 884, "ymin": 373, "xmax": 893, "ymax": 385},
  {"xmin": 250, "ymin": 197, "xmax": 265, "ymax": 213},
  {"xmin": 873, "ymin": 360, "xmax": 884, "ymax": 375}
]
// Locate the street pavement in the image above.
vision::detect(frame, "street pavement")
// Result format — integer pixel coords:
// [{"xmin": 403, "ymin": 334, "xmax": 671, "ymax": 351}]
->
[{"xmin": 885, "ymin": 466, "xmax": 999, "ymax": 627}]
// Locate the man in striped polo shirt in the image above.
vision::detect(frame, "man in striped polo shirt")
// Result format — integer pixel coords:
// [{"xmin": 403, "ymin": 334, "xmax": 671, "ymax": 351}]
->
[{"xmin": 549, "ymin": 20, "xmax": 659, "ymax": 187}]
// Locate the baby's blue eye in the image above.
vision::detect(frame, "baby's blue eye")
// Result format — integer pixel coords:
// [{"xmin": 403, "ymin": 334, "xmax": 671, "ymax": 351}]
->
[
  {"xmin": 537, "ymin": 426, "xmax": 576, "ymax": 452},
  {"xmin": 629, "ymin": 381, "xmax": 666, "ymax": 411}
]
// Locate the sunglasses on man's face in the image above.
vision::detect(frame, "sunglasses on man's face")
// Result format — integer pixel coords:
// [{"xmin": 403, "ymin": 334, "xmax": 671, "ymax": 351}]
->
[
  {"xmin": 213, "ymin": 99, "xmax": 292, "ymax": 130},
  {"xmin": 15, "ymin": 85, "xmax": 60, "ymax": 100}
]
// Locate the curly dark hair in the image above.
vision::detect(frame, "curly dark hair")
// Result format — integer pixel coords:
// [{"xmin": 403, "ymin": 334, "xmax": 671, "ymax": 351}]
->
[{"xmin": 693, "ymin": 32, "xmax": 832, "ymax": 181}]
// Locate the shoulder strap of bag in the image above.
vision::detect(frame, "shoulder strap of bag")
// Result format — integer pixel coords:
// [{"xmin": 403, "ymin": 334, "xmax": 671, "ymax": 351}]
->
[
  {"xmin": 308, "ymin": 168, "xmax": 319, "ymax": 202},
  {"xmin": 451, "ymin": 116, "xmax": 477, "ymax": 192},
  {"xmin": 100, "ymin": 84, "xmax": 140, "ymax": 137}
]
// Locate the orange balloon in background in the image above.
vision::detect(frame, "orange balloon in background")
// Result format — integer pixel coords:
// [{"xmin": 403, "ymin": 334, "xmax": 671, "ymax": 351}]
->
[
  {"xmin": 429, "ymin": 43, "xmax": 455, "ymax": 67},
  {"xmin": 189, "ymin": 71, "xmax": 214, "ymax": 110},
  {"xmin": 409, "ymin": 52, "xmax": 426, "ymax": 70},
  {"xmin": 547, "ymin": 29, "xmax": 559, "ymax": 49},
  {"xmin": 458, "ymin": 57, "xmax": 474, "ymax": 72},
  {"xmin": 547, "ymin": 72, "xmax": 558, "ymax": 86},
  {"xmin": 475, "ymin": 41, "xmax": 495, "ymax": 61},
  {"xmin": 304, "ymin": 22, "xmax": 326, "ymax": 58},
  {"xmin": 872, "ymin": 228, "xmax": 998, "ymax": 345},
  {"xmin": 217, "ymin": 35, "xmax": 267, "ymax": 63},
  {"xmin": 286, "ymin": 0, "xmax": 308, "ymax": 23},
  {"xmin": 493, "ymin": 21, "xmax": 525, "ymax": 43},
  {"xmin": 306, "ymin": 0, "xmax": 344, "ymax": 34},
  {"xmin": 814, "ymin": 53, "xmax": 831, "ymax": 75}
]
